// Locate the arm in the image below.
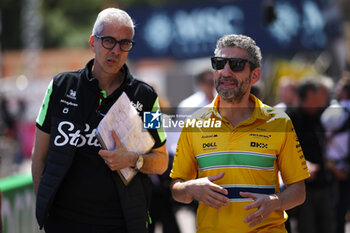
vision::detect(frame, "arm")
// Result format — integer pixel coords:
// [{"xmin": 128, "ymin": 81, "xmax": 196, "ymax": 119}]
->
[
  {"xmin": 306, "ymin": 160, "xmax": 320, "ymax": 180},
  {"xmin": 31, "ymin": 128, "xmax": 50, "ymax": 195},
  {"xmin": 99, "ymin": 131, "xmax": 168, "ymax": 175},
  {"xmin": 170, "ymin": 172, "xmax": 229, "ymax": 209},
  {"xmin": 240, "ymin": 180, "xmax": 306, "ymax": 227},
  {"xmin": 326, "ymin": 160, "xmax": 348, "ymax": 180},
  {"xmin": 140, "ymin": 143, "xmax": 168, "ymax": 174}
]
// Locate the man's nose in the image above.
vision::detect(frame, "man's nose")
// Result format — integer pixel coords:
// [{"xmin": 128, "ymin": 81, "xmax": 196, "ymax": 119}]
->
[
  {"xmin": 111, "ymin": 43, "xmax": 123, "ymax": 54},
  {"xmin": 221, "ymin": 62, "xmax": 233, "ymax": 75}
]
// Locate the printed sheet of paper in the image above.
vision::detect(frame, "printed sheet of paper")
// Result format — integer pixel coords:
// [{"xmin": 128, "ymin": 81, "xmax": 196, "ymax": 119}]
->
[{"xmin": 96, "ymin": 92, "xmax": 155, "ymax": 185}]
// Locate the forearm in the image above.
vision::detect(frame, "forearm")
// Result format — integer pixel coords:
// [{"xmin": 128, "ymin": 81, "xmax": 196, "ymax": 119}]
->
[
  {"xmin": 242, "ymin": 180, "xmax": 306, "ymax": 227},
  {"xmin": 31, "ymin": 159, "xmax": 46, "ymax": 195},
  {"xmin": 170, "ymin": 179, "xmax": 194, "ymax": 204},
  {"xmin": 31, "ymin": 128, "xmax": 50, "ymax": 196},
  {"xmin": 140, "ymin": 150, "xmax": 168, "ymax": 175},
  {"xmin": 170, "ymin": 173, "xmax": 229, "ymax": 209},
  {"xmin": 99, "ymin": 132, "xmax": 169, "ymax": 174},
  {"xmin": 275, "ymin": 180, "xmax": 306, "ymax": 211}
]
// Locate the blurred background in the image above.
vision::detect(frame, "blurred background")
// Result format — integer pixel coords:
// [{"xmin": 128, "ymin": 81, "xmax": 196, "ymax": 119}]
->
[{"xmin": 0, "ymin": 0, "xmax": 349, "ymax": 232}]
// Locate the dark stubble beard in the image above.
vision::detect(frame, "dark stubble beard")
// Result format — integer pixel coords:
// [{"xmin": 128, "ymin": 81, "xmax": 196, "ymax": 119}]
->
[{"xmin": 215, "ymin": 73, "xmax": 252, "ymax": 103}]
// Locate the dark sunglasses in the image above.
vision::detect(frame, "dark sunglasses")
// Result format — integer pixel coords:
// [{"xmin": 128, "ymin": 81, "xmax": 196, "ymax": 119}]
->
[
  {"xmin": 211, "ymin": 57, "xmax": 256, "ymax": 72},
  {"xmin": 95, "ymin": 35, "xmax": 135, "ymax": 52}
]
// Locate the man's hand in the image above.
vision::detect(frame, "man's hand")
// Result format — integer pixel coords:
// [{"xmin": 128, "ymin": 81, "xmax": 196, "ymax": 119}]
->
[
  {"xmin": 240, "ymin": 192, "xmax": 281, "ymax": 228},
  {"xmin": 327, "ymin": 160, "xmax": 349, "ymax": 180},
  {"xmin": 306, "ymin": 160, "xmax": 320, "ymax": 181},
  {"xmin": 184, "ymin": 172, "xmax": 229, "ymax": 209},
  {"xmin": 98, "ymin": 131, "xmax": 136, "ymax": 171}
]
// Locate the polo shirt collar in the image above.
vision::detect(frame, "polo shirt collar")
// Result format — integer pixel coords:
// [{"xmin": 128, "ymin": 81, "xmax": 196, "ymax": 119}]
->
[
  {"xmin": 209, "ymin": 94, "xmax": 271, "ymax": 125},
  {"xmin": 83, "ymin": 59, "xmax": 133, "ymax": 95}
]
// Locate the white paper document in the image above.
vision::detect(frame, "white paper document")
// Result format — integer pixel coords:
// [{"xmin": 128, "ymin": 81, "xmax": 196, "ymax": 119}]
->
[{"xmin": 96, "ymin": 92, "xmax": 155, "ymax": 185}]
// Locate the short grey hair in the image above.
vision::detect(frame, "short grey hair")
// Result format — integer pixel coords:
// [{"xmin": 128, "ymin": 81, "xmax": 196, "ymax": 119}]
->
[
  {"xmin": 92, "ymin": 8, "xmax": 135, "ymax": 37},
  {"xmin": 214, "ymin": 34, "xmax": 262, "ymax": 68}
]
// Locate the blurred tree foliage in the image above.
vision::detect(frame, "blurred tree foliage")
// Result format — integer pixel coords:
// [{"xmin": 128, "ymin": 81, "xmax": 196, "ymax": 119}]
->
[
  {"xmin": 0, "ymin": 0, "xmax": 209, "ymax": 50},
  {"xmin": 41, "ymin": 0, "xmax": 107, "ymax": 48},
  {"xmin": 1, "ymin": 0, "xmax": 22, "ymax": 50}
]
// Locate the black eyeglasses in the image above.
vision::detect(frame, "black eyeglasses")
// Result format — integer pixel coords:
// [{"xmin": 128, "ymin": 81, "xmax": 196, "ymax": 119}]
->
[
  {"xmin": 211, "ymin": 57, "xmax": 256, "ymax": 72},
  {"xmin": 95, "ymin": 35, "xmax": 135, "ymax": 52}
]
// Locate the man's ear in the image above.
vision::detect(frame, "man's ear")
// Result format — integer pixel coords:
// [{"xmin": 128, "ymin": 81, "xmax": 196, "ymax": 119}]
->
[
  {"xmin": 88, "ymin": 35, "xmax": 95, "ymax": 52},
  {"xmin": 250, "ymin": 67, "xmax": 261, "ymax": 85}
]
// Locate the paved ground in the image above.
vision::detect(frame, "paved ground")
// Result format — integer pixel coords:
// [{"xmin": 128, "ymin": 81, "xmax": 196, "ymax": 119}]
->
[{"xmin": 154, "ymin": 207, "xmax": 196, "ymax": 233}]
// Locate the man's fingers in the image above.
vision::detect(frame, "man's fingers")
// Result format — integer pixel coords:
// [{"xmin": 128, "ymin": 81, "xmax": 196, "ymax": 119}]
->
[
  {"xmin": 208, "ymin": 172, "xmax": 225, "ymax": 182},
  {"xmin": 204, "ymin": 192, "xmax": 229, "ymax": 209},
  {"xmin": 206, "ymin": 172, "xmax": 228, "ymax": 195},
  {"xmin": 244, "ymin": 201, "xmax": 259, "ymax": 210},
  {"xmin": 244, "ymin": 210, "xmax": 265, "ymax": 227},
  {"xmin": 98, "ymin": 150, "xmax": 111, "ymax": 162},
  {"xmin": 239, "ymin": 191, "xmax": 253, "ymax": 198},
  {"xmin": 192, "ymin": 182, "xmax": 230, "ymax": 209},
  {"xmin": 98, "ymin": 149, "xmax": 110, "ymax": 158},
  {"xmin": 209, "ymin": 190, "xmax": 229, "ymax": 206},
  {"xmin": 99, "ymin": 151, "xmax": 117, "ymax": 171},
  {"xmin": 112, "ymin": 131, "xmax": 124, "ymax": 148},
  {"xmin": 204, "ymin": 195, "xmax": 224, "ymax": 209},
  {"xmin": 245, "ymin": 210, "xmax": 264, "ymax": 222},
  {"xmin": 98, "ymin": 150, "xmax": 115, "ymax": 168},
  {"xmin": 248, "ymin": 216, "xmax": 264, "ymax": 228},
  {"xmin": 208, "ymin": 183, "xmax": 228, "ymax": 196},
  {"xmin": 240, "ymin": 191, "xmax": 258, "ymax": 200},
  {"xmin": 241, "ymin": 192, "xmax": 261, "ymax": 210}
]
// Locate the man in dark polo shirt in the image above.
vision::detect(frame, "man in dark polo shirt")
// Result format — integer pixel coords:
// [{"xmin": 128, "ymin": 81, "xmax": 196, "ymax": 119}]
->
[
  {"xmin": 286, "ymin": 76, "xmax": 335, "ymax": 233},
  {"xmin": 31, "ymin": 8, "xmax": 168, "ymax": 233}
]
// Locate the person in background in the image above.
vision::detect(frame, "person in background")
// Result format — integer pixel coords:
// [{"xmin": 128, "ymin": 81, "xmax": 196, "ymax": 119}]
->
[
  {"xmin": 321, "ymin": 72, "xmax": 350, "ymax": 233},
  {"xmin": 273, "ymin": 75, "xmax": 300, "ymax": 232},
  {"xmin": 170, "ymin": 34, "xmax": 309, "ymax": 233},
  {"xmin": 274, "ymin": 76, "xmax": 299, "ymax": 111},
  {"xmin": 0, "ymin": 97, "xmax": 15, "ymax": 138},
  {"xmin": 177, "ymin": 69, "xmax": 215, "ymax": 116},
  {"xmin": 286, "ymin": 76, "xmax": 335, "ymax": 233},
  {"xmin": 31, "ymin": 8, "xmax": 168, "ymax": 233},
  {"xmin": 171, "ymin": 69, "xmax": 216, "ymax": 159},
  {"xmin": 148, "ymin": 91, "xmax": 180, "ymax": 233}
]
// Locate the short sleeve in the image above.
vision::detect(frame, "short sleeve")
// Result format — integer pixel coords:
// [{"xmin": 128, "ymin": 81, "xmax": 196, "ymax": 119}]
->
[
  {"xmin": 36, "ymin": 80, "xmax": 54, "ymax": 133},
  {"xmin": 278, "ymin": 120, "xmax": 310, "ymax": 185},
  {"xmin": 170, "ymin": 128, "xmax": 198, "ymax": 181},
  {"xmin": 149, "ymin": 97, "xmax": 167, "ymax": 148}
]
